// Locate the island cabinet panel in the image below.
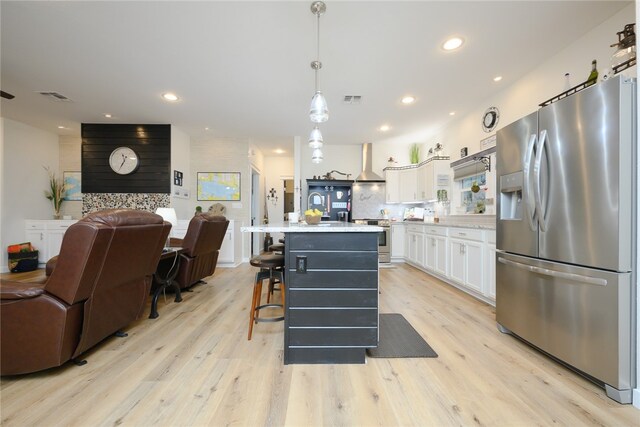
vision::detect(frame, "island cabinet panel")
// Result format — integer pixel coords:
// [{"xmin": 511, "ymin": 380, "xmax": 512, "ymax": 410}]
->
[{"xmin": 284, "ymin": 232, "xmax": 379, "ymax": 364}]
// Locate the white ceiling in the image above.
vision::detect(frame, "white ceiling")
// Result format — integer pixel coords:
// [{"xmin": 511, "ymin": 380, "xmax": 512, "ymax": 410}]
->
[{"xmin": 0, "ymin": 1, "xmax": 630, "ymax": 155}]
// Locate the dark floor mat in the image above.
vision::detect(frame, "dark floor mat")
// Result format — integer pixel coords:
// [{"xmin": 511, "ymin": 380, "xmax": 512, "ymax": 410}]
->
[{"xmin": 366, "ymin": 313, "xmax": 438, "ymax": 358}]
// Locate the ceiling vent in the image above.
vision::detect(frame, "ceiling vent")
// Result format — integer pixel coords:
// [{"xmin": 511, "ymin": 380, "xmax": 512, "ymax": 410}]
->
[
  {"xmin": 343, "ymin": 95, "xmax": 362, "ymax": 104},
  {"xmin": 38, "ymin": 91, "xmax": 72, "ymax": 102}
]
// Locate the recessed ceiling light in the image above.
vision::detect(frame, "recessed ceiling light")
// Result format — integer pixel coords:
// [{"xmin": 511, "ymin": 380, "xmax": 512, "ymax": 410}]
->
[
  {"xmin": 274, "ymin": 149, "xmax": 286, "ymax": 154},
  {"xmin": 493, "ymin": 76, "xmax": 503, "ymax": 82},
  {"xmin": 162, "ymin": 93, "xmax": 179, "ymax": 101},
  {"xmin": 442, "ymin": 37, "xmax": 464, "ymax": 51},
  {"xmin": 104, "ymin": 113, "xmax": 112, "ymax": 118},
  {"xmin": 401, "ymin": 96, "xmax": 416, "ymax": 104},
  {"xmin": 57, "ymin": 126, "xmax": 66, "ymax": 129},
  {"xmin": 379, "ymin": 124, "xmax": 391, "ymax": 132},
  {"xmin": 449, "ymin": 111, "xmax": 456, "ymax": 116}
]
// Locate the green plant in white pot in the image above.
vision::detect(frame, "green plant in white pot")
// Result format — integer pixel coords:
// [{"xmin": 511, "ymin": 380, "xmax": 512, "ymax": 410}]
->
[{"xmin": 44, "ymin": 166, "xmax": 66, "ymax": 219}]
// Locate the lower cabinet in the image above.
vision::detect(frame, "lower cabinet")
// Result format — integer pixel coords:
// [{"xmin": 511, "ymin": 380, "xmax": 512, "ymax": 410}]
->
[
  {"xmin": 390, "ymin": 223, "xmax": 405, "ymax": 261},
  {"xmin": 396, "ymin": 223, "xmax": 496, "ymax": 304},
  {"xmin": 284, "ymin": 232, "xmax": 379, "ymax": 364},
  {"xmin": 25, "ymin": 220, "xmax": 77, "ymax": 264},
  {"xmin": 424, "ymin": 227, "xmax": 448, "ymax": 277},
  {"xmin": 486, "ymin": 231, "xmax": 496, "ymax": 299},
  {"xmin": 405, "ymin": 225, "xmax": 425, "ymax": 267}
]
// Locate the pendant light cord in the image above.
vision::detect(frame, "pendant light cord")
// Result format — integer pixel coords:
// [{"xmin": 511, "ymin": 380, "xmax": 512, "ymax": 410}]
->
[{"xmin": 315, "ymin": 11, "xmax": 320, "ymax": 92}]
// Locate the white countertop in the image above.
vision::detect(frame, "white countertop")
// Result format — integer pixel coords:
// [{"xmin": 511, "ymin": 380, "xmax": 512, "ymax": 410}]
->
[
  {"xmin": 241, "ymin": 221, "xmax": 383, "ymax": 233},
  {"xmin": 391, "ymin": 220, "xmax": 496, "ymax": 230}
]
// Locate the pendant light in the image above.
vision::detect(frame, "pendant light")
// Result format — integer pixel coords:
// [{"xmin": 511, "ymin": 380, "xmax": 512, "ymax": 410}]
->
[
  {"xmin": 311, "ymin": 148, "xmax": 324, "ymax": 164},
  {"xmin": 309, "ymin": 1, "xmax": 328, "ymax": 123},
  {"xmin": 308, "ymin": 126, "xmax": 323, "ymax": 149}
]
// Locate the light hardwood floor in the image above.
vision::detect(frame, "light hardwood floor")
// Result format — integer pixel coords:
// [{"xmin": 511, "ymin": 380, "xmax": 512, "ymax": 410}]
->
[{"xmin": 1, "ymin": 263, "xmax": 638, "ymax": 426}]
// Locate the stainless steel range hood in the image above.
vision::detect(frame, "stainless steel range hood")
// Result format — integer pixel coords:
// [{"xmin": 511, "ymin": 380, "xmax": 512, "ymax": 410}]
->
[{"xmin": 355, "ymin": 143, "xmax": 385, "ymax": 182}]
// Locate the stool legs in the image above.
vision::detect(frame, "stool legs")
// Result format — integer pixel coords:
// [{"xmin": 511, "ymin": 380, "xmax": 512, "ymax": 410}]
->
[{"xmin": 247, "ymin": 268, "xmax": 285, "ymax": 341}]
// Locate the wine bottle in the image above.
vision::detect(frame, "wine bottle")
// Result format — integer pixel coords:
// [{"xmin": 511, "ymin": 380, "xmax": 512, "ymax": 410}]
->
[{"xmin": 586, "ymin": 59, "xmax": 598, "ymax": 86}]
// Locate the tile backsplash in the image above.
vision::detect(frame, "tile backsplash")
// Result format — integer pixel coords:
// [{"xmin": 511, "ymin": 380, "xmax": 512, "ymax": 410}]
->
[{"xmin": 82, "ymin": 193, "xmax": 169, "ymax": 216}]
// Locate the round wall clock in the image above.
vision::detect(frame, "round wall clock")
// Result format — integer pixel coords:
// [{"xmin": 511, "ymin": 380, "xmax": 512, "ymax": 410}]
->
[
  {"xmin": 109, "ymin": 147, "xmax": 139, "ymax": 175},
  {"xmin": 482, "ymin": 106, "xmax": 500, "ymax": 133}
]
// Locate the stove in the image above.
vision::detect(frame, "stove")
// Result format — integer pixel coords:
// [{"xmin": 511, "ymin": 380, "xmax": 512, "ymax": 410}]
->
[{"xmin": 353, "ymin": 219, "xmax": 390, "ymax": 262}]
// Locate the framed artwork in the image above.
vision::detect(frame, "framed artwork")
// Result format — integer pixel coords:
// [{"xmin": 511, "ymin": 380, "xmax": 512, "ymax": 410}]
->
[
  {"xmin": 173, "ymin": 170, "xmax": 183, "ymax": 186},
  {"xmin": 197, "ymin": 172, "xmax": 241, "ymax": 201},
  {"xmin": 63, "ymin": 171, "xmax": 82, "ymax": 201}
]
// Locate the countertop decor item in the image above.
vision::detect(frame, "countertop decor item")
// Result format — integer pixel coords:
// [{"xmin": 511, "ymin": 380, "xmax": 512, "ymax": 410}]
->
[{"xmin": 44, "ymin": 166, "xmax": 66, "ymax": 219}]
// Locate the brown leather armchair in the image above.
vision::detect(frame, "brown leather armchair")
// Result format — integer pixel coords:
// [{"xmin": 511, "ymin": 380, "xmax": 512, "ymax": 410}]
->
[
  {"xmin": 0, "ymin": 209, "xmax": 171, "ymax": 375},
  {"xmin": 169, "ymin": 214, "xmax": 229, "ymax": 290}
]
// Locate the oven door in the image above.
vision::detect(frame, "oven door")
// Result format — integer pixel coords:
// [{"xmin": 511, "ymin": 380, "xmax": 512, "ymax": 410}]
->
[{"xmin": 377, "ymin": 227, "xmax": 390, "ymax": 262}]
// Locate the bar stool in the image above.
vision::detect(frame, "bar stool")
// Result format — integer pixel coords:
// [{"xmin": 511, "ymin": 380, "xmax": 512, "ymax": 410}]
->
[
  {"xmin": 268, "ymin": 243, "xmax": 285, "ymax": 254},
  {"xmin": 248, "ymin": 253, "xmax": 286, "ymax": 340}
]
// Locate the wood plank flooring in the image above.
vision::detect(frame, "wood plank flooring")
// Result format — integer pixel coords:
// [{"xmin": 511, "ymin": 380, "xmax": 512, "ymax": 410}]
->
[{"xmin": 1, "ymin": 263, "xmax": 638, "ymax": 426}]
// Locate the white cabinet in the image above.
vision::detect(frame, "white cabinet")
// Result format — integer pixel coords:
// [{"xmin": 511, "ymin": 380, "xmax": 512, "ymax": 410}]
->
[
  {"xmin": 25, "ymin": 222, "xmax": 47, "ymax": 263},
  {"xmin": 416, "ymin": 163, "xmax": 433, "ymax": 201},
  {"xmin": 385, "ymin": 169, "xmax": 401, "ymax": 203},
  {"xmin": 486, "ymin": 231, "xmax": 496, "ymax": 299},
  {"xmin": 390, "ymin": 223, "xmax": 405, "ymax": 261},
  {"xmin": 448, "ymin": 228, "xmax": 485, "ymax": 294},
  {"xmin": 406, "ymin": 224, "xmax": 425, "ymax": 267},
  {"xmin": 399, "ymin": 168, "xmax": 418, "ymax": 202},
  {"xmin": 218, "ymin": 224, "xmax": 234, "ymax": 264},
  {"xmin": 424, "ymin": 226, "xmax": 448, "ymax": 277},
  {"xmin": 25, "ymin": 220, "xmax": 77, "ymax": 264}
]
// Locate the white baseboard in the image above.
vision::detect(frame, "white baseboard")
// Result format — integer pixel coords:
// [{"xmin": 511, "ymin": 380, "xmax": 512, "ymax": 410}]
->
[{"xmin": 633, "ymin": 388, "xmax": 640, "ymax": 409}]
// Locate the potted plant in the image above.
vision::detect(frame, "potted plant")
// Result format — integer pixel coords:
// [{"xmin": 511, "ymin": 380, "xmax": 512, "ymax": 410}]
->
[
  {"xmin": 194, "ymin": 206, "xmax": 203, "ymax": 216},
  {"xmin": 44, "ymin": 166, "xmax": 66, "ymax": 219},
  {"xmin": 409, "ymin": 144, "xmax": 420, "ymax": 164}
]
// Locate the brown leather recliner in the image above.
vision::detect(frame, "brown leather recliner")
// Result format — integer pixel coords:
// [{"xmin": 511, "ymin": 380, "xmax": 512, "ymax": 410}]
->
[
  {"xmin": 169, "ymin": 214, "xmax": 229, "ymax": 290},
  {"xmin": 0, "ymin": 209, "xmax": 171, "ymax": 375}
]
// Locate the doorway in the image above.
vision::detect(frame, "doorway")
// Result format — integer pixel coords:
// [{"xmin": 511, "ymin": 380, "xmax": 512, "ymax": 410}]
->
[
  {"xmin": 283, "ymin": 179, "xmax": 294, "ymax": 221},
  {"xmin": 251, "ymin": 168, "xmax": 261, "ymax": 256}
]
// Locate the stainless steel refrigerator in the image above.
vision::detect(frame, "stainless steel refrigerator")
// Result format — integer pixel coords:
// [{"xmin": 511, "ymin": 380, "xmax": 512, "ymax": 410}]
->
[{"xmin": 496, "ymin": 75, "xmax": 636, "ymax": 404}]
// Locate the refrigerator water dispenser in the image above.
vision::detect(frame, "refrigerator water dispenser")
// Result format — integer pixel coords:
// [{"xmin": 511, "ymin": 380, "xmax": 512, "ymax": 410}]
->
[{"xmin": 499, "ymin": 172, "xmax": 523, "ymax": 220}]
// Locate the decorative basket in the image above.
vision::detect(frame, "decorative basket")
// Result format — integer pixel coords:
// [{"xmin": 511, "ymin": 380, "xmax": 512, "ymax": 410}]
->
[{"xmin": 305, "ymin": 215, "xmax": 321, "ymax": 224}]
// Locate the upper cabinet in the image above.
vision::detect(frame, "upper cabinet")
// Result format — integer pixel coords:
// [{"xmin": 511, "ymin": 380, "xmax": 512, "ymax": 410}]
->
[
  {"xmin": 384, "ymin": 158, "xmax": 450, "ymax": 204},
  {"xmin": 385, "ymin": 169, "xmax": 401, "ymax": 203}
]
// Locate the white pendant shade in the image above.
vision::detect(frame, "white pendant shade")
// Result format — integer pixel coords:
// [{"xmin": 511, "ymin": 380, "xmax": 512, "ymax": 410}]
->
[
  {"xmin": 311, "ymin": 148, "xmax": 323, "ymax": 164},
  {"xmin": 309, "ymin": 91, "xmax": 329, "ymax": 123},
  {"xmin": 308, "ymin": 126, "xmax": 324, "ymax": 149}
]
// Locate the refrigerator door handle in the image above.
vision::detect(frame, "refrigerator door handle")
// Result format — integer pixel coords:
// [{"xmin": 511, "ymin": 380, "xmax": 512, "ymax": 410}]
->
[
  {"xmin": 533, "ymin": 129, "xmax": 548, "ymax": 232},
  {"xmin": 523, "ymin": 133, "xmax": 538, "ymax": 231},
  {"xmin": 497, "ymin": 257, "xmax": 607, "ymax": 286}
]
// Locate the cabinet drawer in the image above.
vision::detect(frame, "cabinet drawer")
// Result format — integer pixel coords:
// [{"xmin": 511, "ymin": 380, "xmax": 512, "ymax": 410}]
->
[
  {"xmin": 289, "ymin": 327, "xmax": 377, "ymax": 346},
  {"xmin": 406, "ymin": 224, "xmax": 424, "ymax": 233},
  {"xmin": 46, "ymin": 221, "xmax": 75, "ymax": 230},
  {"xmin": 424, "ymin": 226, "xmax": 448, "ymax": 237},
  {"xmin": 288, "ymin": 308, "xmax": 377, "ymax": 327},
  {"xmin": 25, "ymin": 221, "xmax": 46, "ymax": 230},
  {"xmin": 449, "ymin": 228, "xmax": 484, "ymax": 242},
  {"xmin": 288, "ymin": 251, "xmax": 378, "ymax": 270},
  {"xmin": 288, "ymin": 233, "xmax": 377, "ymax": 251},
  {"xmin": 289, "ymin": 289, "xmax": 378, "ymax": 307},
  {"xmin": 286, "ymin": 270, "xmax": 377, "ymax": 288}
]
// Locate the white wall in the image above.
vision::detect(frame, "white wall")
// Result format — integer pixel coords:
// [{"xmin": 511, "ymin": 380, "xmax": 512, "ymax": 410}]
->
[
  {"xmin": 170, "ymin": 126, "xmax": 191, "ymax": 219},
  {"xmin": 190, "ymin": 138, "xmax": 253, "ymax": 264},
  {"xmin": 263, "ymin": 155, "xmax": 294, "ymax": 241},
  {"xmin": 1, "ymin": 118, "xmax": 59, "ymax": 272},
  {"xmin": 433, "ymin": 4, "xmax": 636, "ymax": 162}
]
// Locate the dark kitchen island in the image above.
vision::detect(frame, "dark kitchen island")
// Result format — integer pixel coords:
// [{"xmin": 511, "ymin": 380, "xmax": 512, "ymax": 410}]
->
[{"xmin": 241, "ymin": 221, "xmax": 381, "ymax": 364}]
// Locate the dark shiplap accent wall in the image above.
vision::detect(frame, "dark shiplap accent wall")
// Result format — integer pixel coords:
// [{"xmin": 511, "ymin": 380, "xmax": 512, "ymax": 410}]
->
[{"xmin": 81, "ymin": 124, "xmax": 171, "ymax": 193}]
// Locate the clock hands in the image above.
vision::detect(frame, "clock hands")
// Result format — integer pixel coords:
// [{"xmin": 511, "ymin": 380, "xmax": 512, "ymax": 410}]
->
[{"xmin": 119, "ymin": 153, "xmax": 126, "ymax": 171}]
